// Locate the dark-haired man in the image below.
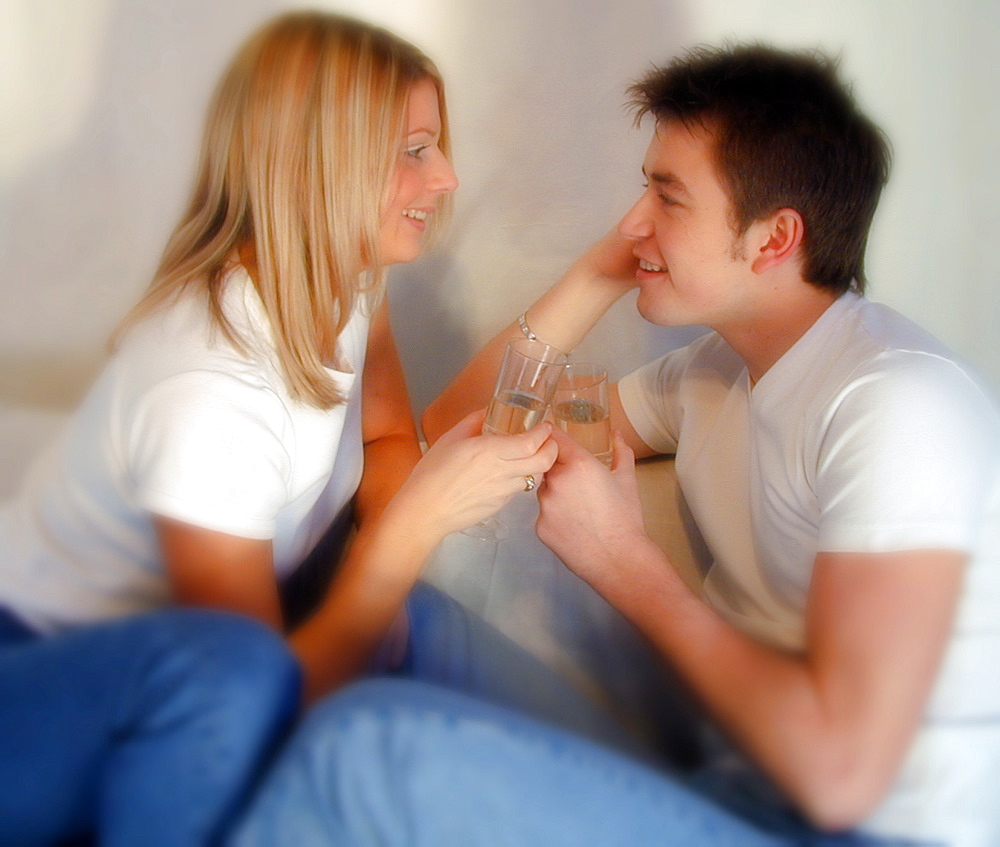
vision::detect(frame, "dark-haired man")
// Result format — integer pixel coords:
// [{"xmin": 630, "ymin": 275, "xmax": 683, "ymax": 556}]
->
[{"xmin": 233, "ymin": 45, "xmax": 1000, "ymax": 846}]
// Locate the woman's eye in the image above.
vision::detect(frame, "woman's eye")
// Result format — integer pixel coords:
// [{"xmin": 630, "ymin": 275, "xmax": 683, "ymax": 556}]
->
[{"xmin": 406, "ymin": 145, "xmax": 429, "ymax": 159}]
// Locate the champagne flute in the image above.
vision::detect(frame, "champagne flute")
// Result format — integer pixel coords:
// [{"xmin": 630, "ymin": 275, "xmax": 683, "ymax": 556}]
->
[
  {"xmin": 552, "ymin": 363, "xmax": 612, "ymax": 466},
  {"xmin": 463, "ymin": 337, "xmax": 568, "ymax": 541}
]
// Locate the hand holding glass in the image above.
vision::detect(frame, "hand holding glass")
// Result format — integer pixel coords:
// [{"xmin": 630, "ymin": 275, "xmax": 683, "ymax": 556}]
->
[
  {"xmin": 463, "ymin": 337, "xmax": 568, "ymax": 540},
  {"xmin": 552, "ymin": 363, "xmax": 612, "ymax": 467}
]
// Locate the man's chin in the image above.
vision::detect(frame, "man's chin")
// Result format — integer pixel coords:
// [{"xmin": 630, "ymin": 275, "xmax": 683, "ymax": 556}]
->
[{"xmin": 635, "ymin": 293, "xmax": 676, "ymax": 327}]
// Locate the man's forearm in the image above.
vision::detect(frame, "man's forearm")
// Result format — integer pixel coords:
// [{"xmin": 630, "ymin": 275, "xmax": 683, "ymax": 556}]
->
[{"xmin": 587, "ymin": 537, "xmax": 928, "ymax": 832}]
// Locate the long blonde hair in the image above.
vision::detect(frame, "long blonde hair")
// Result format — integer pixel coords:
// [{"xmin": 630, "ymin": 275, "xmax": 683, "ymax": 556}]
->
[{"xmin": 115, "ymin": 11, "xmax": 451, "ymax": 408}]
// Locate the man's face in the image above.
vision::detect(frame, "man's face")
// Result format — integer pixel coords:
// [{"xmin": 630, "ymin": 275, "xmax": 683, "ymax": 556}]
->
[{"xmin": 618, "ymin": 118, "xmax": 756, "ymax": 331}]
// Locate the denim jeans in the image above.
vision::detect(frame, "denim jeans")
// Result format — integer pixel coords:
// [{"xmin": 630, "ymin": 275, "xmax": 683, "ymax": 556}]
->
[
  {"xmin": 0, "ymin": 606, "xmax": 300, "ymax": 847},
  {"xmin": 229, "ymin": 582, "xmax": 919, "ymax": 847}
]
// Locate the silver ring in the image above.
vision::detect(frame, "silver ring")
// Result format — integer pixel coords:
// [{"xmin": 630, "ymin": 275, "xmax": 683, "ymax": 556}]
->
[{"xmin": 523, "ymin": 474, "xmax": 537, "ymax": 492}]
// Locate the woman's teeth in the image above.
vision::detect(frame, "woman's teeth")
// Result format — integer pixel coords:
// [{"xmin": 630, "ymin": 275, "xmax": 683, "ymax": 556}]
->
[
  {"xmin": 639, "ymin": 259, "xmax": 665, "ymax": 272},
  {"xmin": 403, "ymin": 209, "xmax": 428, "ymax": 221}
]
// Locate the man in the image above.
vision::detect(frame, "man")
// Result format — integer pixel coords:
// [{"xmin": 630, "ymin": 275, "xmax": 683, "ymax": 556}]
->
[{"xmin": 230, "ymin": 45, "xmax": 1000, "ymax": 845}]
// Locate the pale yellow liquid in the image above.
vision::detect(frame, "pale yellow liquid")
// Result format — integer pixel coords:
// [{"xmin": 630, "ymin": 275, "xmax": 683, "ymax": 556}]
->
[
  {"xmin": 553, "ymin": 398, "xmax": 612, "ymax": 465},
  {"xmin": 483, "ymin": 390, "xmax": 546, "ymax": 435}
]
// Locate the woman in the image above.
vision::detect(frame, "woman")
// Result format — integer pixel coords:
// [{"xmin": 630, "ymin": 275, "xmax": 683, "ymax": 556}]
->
[{"xmin": 0, "ymin": 11, "xmax": 556, "ymax": 845}]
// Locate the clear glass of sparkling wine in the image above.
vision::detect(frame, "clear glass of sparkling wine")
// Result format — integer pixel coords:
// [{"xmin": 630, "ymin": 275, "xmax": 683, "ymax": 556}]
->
[
  {"xmin": 463, "ymin": 337, "xmax": 568, "ymax": 541},
  {"xmin": 552, "ymin": 363, "xmax": 612, "ymax": 466}
]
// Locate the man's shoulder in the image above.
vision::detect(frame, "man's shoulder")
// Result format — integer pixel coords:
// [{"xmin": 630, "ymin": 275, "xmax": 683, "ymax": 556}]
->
[{"xmin": 841, "ymin": 299, "xmax": 992, "ymax": 399}]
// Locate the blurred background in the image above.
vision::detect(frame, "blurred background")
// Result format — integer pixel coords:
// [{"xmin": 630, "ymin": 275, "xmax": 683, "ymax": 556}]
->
[{"xmin": 2, "ymin": 0, "xmax": 998, "ymax": 493}]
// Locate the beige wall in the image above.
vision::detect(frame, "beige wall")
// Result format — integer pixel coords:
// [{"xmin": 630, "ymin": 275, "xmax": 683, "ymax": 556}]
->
[{"xmin": 2, "ymin": 0, "xmax": 996, "ymax": 430}]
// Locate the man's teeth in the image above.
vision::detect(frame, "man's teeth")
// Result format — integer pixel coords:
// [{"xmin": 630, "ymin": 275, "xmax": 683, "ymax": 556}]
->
[
  {"xmin": 639, "ymin": 259, "xmax": 665, "ymax": 272},
  {"xmin": 403, "ymin": 209, "xmax": 428, "ymax": 221}
]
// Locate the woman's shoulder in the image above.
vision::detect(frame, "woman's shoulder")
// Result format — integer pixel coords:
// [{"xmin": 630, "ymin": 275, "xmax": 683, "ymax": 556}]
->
[{"xmin": 120, "ymin": 270, "xmax": 277, "ymax": 380}]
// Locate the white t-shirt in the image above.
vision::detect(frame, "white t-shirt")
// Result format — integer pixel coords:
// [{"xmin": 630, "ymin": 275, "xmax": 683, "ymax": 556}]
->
[
  {"xmin": 0, "ymin": 268, "xmax": 370, "ymax": 633},
  {"xmin": 618, "ymin": 292, "xmax": 1000, "ymax": 845}
]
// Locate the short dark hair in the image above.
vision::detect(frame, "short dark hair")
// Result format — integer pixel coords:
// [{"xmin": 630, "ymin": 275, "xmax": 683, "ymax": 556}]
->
[{"xmin": 628, "ymin": 44, "xmax": 891, "ymax": 294}]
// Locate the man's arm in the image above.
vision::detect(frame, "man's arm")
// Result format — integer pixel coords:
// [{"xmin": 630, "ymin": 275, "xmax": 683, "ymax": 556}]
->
[
  {"xmin": 421, "ymin": 229, "xmax": 639, "ymax": 445},
  {"xmin": 536, "ymin": 429, "xmax": 964, "ymax": 831}
]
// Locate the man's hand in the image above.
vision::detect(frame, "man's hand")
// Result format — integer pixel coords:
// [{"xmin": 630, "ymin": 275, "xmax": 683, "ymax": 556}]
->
[{"xmin": 536, "ymin": 427, "xmax": 651, "ymax": 593}]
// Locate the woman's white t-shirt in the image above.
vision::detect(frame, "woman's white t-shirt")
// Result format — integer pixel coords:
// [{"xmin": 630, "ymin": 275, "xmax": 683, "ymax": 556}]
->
[
  {"xmin": 618, "ymin": 292, "xmax": 1000, "ymax": 844},
  {"xmin": 0, "ymin": 268, "xmax": 370, "ymax": 633}
]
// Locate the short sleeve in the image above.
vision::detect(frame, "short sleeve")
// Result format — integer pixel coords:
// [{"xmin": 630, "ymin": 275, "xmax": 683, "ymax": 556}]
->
[
  {"xmin": 816, "ymin": 352, "xmax": 1000, "ymax": 553},
  {"xmin": 618, "ymin": 354, "xmax": 684, "ymax": 454},
  {"xmin": 618, "ymin": 334, "xmax": 743, "ymax": 455},
  {"xmin": 127, "ymin": 371, "xmax": 293, "ymax": 539}
]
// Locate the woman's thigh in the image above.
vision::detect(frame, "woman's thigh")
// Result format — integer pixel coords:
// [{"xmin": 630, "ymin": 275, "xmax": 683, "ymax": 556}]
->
[{"xmin": 0, "ymin": 607, "xmax": 299, "ymax": 847}]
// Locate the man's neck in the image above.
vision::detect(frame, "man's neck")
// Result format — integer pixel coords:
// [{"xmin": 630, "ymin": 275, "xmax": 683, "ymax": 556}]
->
[{"xmin": 723, "ymin": 280, "xmax": 841, "ymax": 386}]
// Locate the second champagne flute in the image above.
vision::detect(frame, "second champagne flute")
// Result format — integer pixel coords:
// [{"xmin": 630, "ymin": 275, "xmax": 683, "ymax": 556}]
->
[{"xmin": 552, "ymin": 362, "xmax": 612, "ymax": 466}]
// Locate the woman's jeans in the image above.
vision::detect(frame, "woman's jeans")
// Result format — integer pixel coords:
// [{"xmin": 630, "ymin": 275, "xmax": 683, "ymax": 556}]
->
[
  {"xmin": 229, "ymin": 582, "xmax": 912, "ymax": 846},
  {"xmin": 0, "ymin": 606, "xmax": 300, "ymax": 847}
]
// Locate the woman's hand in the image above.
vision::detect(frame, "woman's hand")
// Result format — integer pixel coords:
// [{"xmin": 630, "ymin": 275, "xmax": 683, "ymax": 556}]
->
[
  {"xmin": 568, "ymin": 227, "xmax": 641, "ymax": 294},
  {"xmin": 388, "ymin": 409, "xmax": 558, "ymax": 546}
]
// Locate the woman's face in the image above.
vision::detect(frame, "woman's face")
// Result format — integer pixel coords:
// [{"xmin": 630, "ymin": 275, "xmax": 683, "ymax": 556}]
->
[{"xmin": 379, "ymin": 77, "xmax": 458, "ymax": 266}]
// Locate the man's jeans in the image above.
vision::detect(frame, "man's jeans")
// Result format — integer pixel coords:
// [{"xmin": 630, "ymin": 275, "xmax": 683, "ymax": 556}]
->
[{"xmin": 230, "ymin": 582, "xmax": 915, "ymax": 846}]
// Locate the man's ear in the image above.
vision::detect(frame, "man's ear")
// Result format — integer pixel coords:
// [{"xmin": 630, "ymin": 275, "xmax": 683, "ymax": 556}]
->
[{"xmin": 750, "ymin": 208, "xmax": 804, "ymax": 274}]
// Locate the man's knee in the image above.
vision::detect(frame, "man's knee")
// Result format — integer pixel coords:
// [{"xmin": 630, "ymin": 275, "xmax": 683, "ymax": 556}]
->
[{"xmin": 299, "ymin": 677, "xmax": 450, "ymax": 751}]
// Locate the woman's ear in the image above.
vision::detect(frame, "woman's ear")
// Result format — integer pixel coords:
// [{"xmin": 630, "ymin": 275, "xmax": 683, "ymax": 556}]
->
[{"xmin": 750, "ymin": 208, "xmax": 804, "ymax": 274}]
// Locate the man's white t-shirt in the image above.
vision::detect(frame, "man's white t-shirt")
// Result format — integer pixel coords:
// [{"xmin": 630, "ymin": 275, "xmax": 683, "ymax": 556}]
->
[
  {"xmin": 0, "ymin": 268, "xmax": 370, "ymax": 633},
  {"xmin": 618, "ymin": 292, "xmax": 1000, "ymax": 844}
]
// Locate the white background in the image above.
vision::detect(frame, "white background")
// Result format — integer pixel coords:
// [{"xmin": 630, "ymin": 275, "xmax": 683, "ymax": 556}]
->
[{"xmin": 2, "ymin": 0, "xmax": 998, "ymax": 431}]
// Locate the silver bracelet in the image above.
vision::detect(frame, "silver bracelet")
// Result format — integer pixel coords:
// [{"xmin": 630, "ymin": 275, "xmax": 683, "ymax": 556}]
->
[{"xmin": 517, "ymin": 311, "xmax": 538, "ymax": 342}]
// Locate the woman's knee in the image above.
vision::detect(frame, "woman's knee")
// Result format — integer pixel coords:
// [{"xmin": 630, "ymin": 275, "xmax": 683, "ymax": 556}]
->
[
  {"xmin": 189, "ymin": 610, "xmax": 300, "ymax": 717},
  {"xmin": 129, "ymin": 608, "xmax": 302, "ymax": 730}
]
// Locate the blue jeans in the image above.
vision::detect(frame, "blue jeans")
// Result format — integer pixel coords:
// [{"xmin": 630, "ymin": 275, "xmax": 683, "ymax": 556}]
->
[
  {"xmin": 0, "ymin": 606, "xmax": 300, "ymax": 847},
  {"xmin": 229, "ymin": 583, "xmax": 910, "ymax": 846}
]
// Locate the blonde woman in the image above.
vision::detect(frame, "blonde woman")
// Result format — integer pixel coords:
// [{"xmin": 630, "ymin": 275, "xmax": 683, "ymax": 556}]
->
[{"xmin": 0, "ymin": 12, "xmax": 556, "ymax": 846}]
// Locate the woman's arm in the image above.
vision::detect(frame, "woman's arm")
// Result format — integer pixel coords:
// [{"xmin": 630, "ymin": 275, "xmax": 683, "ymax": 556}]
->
[
  {"xmin": 291, "ymin": 299, "xmax": 565, "ymax": 701},
  {"xmin": 283, "ymin": 300, "xmax": 421, "ymax": 700},
  {"xmin": 157, "ymin": 303, "xmax": 416, "ymax": 628},
  {"xmin": 421, "ymin": 229, "xmax": 639, "ymax": 445},
  {"xmin": 156, "ymin": 519, "xmax": 281, "ymax": 629},
  {"xmin": 353, "ymin": 301, "xmax": 423, "ymax": 528},
  {"xmin": 157, "ymin": 300, "xmax": 558, "ymax": 703},
  {"xmin": 157, "ymin": 414, "xmax": 559, "ymax": 704},
  {"xmin": 290, "ymin": 412, "xmax": 558, "ymax": 702}
]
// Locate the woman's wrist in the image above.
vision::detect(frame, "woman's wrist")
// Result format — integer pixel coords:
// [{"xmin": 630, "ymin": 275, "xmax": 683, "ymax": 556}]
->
[
  {"xmin": 522, "ymin": 262, "xmax": 632, "ymax": 354},
  {"xmin": 375, "ymin": 489, "xmax": 447, "ymax": 562}
]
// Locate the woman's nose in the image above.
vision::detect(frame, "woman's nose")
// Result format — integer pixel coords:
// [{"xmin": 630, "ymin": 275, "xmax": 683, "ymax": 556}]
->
[{"xmin": 431, "ymin": 153, "xmax": 459, "ymax": 195}]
